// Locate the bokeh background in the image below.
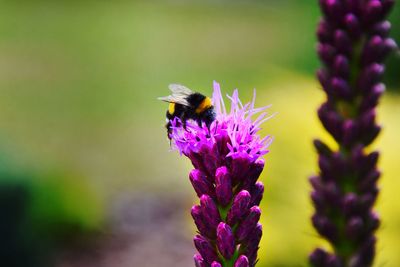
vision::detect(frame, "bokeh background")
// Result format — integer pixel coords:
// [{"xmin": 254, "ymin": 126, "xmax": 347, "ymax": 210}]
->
[{"xmin": 0, "ymin": 1, "xmax": 399, "ymax": 266}]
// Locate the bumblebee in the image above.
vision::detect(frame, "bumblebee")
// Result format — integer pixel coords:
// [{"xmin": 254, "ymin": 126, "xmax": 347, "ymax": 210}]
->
[{"xmin": 158, "ymin": 84, "xmax": 216, "ymax": 139}]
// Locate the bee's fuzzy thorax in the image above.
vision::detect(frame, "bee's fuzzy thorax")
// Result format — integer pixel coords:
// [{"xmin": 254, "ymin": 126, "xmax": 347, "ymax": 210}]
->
[{"xmin": 195, "ymin": 97, "xmax": 213, "ymax": 114}]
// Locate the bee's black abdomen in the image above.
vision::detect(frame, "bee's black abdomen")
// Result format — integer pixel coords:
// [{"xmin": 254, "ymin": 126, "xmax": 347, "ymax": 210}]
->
[{"xmin": 202, "ymin": 107, "xmax": 216, "ymax": 128}]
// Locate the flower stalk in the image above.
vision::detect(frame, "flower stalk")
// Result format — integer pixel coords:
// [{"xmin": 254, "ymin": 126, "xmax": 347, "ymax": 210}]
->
[
  {"xmin": 169, "ymin": 82, "xmax": 272, "ymax": 267},
  {"xmin": 310, "ymin": 1, "xmax": 397, "ymax": 266}
]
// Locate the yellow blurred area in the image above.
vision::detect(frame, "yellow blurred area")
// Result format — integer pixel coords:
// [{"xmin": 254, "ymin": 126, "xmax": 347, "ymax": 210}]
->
[{"xmin": 255, "ymin": 74, "xmax": 400, "ymax": 266}]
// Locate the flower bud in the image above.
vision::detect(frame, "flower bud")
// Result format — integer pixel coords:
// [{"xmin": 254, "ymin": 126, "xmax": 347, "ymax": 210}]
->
[
  {"xmin": 360, "ymin": 83, "xmax": 385, "ymax": 111},
  {"xmin": 243, "ymin": 223, "xmax": 262, "ymax": 265},
  {"xmin": 362, "ymin": 35, "xmax": 384, "ymax": 65},
  {"xmin": 333, "ymin": 54, "xmax": 350, "ymax": 79},
  {"xmin": 345, "ymin": 216, "xmax": 364, "ymax": 239},
  {"xmin": 217, "ymin": 223, "xmax": 235, "ymax": 259},
  {"xmin": 348, "ymin": 236, "xmax": 376, "ymax": 267},
  {"xmin": 309, "ymin": 248, "xmax": 329, "ymax": 267},
  {"xmin": 314, "ymin": 139, "xmax": 333, "ymax": 157},
  {"xmin": 334, "ymin": 30, "xmax": 352, "ymax": 55},
  {"xmin": 211, "ymin": 261, "xmax": 222, "ymax": 267},
  {"xmin": 194, "ymin": 254, "xmax": 207, "ymax": 267},
  {"xmin": 318, "ymin": 104, "xmax": 343, "ymax": 142},
  {"xmin": 317, "ymin": 69, "xmax": 330, "ymax": 92},
  {"xmin": 317, "ymin": 19, "xmax": 333, "ymax": 42},
  {"xmin": 250, "ymin": 182, "xmax": 264, "ymax": 206},
  {"xmin": 364, "ymin": 1, "xmax": 383, "ymax": 26},
  {"xmin": 242, "ymin": 159, "xmax": 264, "ymax": 191},
  {"xmin": 359, "ymin": 170, "xmax": 380, "ymax": 193},
  {"xmin": 344, "ymin": 13, "xmax": 361, "ymax": 39},
  {"xmin": 320, "ymin": 0, "xmax": 345, "ymax": 19},
  {"xmin": 311, "ymin": 190, "xmax": 325, "ymax": 212},
  {"xmin": 215, "ymin": 166, "xmax": 232, "ymax": 206},
  {"xmin": 312, "ymin": 214, "xmax": 337, "ymax": 242},
  {"xmin": 318, "ymin": 43, "xmax": 336, "ymax": 64},
  {"xmin": 191, "ymin": 205, "xmax": 215, "ymax": 238},
  {"xmin": 358, "ymin": 63, "xmax": 384, "ymax": 93},
  {"xmin": 200, "ymin": 195, "xmax": 221, "ymax": 229},
  {"xmin": 234, "ymin": 255, "xmax": 249, "ymax": 267},
  {"xmin": 326, "ymin": 254, "xmax": 342, "ymax": 267},
  {"xmin": 230, "ymin": 156, "xmax": 252, "ymax": 184},
  {"xmin": 194, "ymin": 235, "xmax": 218, "ymax": 264},
  {"xmin": 190, "ymin": 169, "xmax": 214, "ymax": 198},
  {"xmin": 227, "ymin": 190, "xmax": 251, "ymax": 225},
  {"xmin": 331, "ymin": 77, "xmax": 352, "ymax": 100},
  {"xmin": 343, "ymin": 193, "xmax": 358, "ymax": 216},
  {"xmin": 342, "ymin": 119, "xmax": 359, "ymax": 147},
  {"xmin": 371, "ymin": 21, "xmax": 391, "ymax": 37},
  {"xmin": 236, "ymin": 206, "xmax": 262, "ymax": 242}
]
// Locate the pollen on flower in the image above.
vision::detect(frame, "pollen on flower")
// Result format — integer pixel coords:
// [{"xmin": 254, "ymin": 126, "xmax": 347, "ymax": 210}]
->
[{"xmin": 169, "ymin": 81, "xmax": 273, "ymax": 162}]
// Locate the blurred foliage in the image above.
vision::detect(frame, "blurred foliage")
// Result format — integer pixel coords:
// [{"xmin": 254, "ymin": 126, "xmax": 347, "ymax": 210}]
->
[
  {"xmin": 0, "ymin": 152, "xmax": 103, "ymax": 267},
  {"xmin": 386, "ymin": 1, "xmax": 400, "ymax": 89},
  {"xmin": 0, "ymin": 1, "xmax": 399, "ymax": 267}
]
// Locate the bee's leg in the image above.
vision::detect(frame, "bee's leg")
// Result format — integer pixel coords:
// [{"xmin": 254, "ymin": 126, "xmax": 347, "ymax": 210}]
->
[
  {"xmin": 204, "ymin": 121, "xmax": 213, "ymax": 137},
  {"xmin": 214, "ymin": 121, "xmax": 219, "ymax": 134},
  {"xmin": 166, "ymin": 121, "xmax": 173, "ymax": 146},
  {"xmin": 181, "ymin": 112, "xmax": 188, "ymax": 130}
]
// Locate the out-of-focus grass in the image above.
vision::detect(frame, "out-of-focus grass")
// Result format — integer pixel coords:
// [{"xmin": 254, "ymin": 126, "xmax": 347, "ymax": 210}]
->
[
  {"xmin": 0, "ymin": 1, "xmax": 399, "ymax": 266},
  {"xmin": 0, "ymin": 0, "xmax": 320, "ymax": 199}
]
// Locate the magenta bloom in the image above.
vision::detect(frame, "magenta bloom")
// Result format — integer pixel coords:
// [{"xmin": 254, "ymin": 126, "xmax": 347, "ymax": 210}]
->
[{"xmin": 169, "ymin": 81, "xmax": 272, "ymax": 267}]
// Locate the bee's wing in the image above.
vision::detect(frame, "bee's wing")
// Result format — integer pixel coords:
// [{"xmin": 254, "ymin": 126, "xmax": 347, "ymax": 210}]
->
[
  {"xmin": 168, "ymin": 84, "xmax": 193, "ymax": 95},
  {"xmin": 157, "ymin": 84, "xmax": 193, "ymax": 106}
]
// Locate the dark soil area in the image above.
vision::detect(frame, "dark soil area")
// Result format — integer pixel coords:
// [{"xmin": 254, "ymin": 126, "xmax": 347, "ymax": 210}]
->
[{"xmin": 56, "ymin": 193, "xmax": 195, "ymax": 267}]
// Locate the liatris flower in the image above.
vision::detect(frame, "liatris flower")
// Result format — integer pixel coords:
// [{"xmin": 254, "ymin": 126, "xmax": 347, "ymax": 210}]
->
[
  {"xmin": 168, "ymin": 81, "xmax": 273, "ymax": 267},
  {"xmin": 311, "ymin": 1, "xmax": 397, "ymax": 266}
]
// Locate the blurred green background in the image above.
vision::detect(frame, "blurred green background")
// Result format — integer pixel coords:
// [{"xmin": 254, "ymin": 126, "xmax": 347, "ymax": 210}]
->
[{"xmin": 0, "ymin": 1, "xmax": 399, "ymax": 266}]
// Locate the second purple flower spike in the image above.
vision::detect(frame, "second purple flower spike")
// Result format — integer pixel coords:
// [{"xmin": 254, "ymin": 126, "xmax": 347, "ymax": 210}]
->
[
  {"xmin": 311, "ymin": 0, "xmax": 397, "ymax": 266},
  {"xmin": 169, "ymin": 82, "xmax": 273, "ymax": 267}
]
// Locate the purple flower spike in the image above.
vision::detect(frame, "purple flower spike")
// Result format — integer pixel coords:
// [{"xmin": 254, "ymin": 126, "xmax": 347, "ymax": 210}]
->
[
  {"xmin": 217, "ymin": 223, "xmax": 235, "ymax": 259},
  {"xmin": 311, "ymin": 1, "xmax": 396, "ymax": 266},
  {"xmin": 166, "ymin": 82, "xmax": 272, "ymax": 266},
  {"xmin": 234, "ymin": 255, "xmax": 249, "ymax": 267}
]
